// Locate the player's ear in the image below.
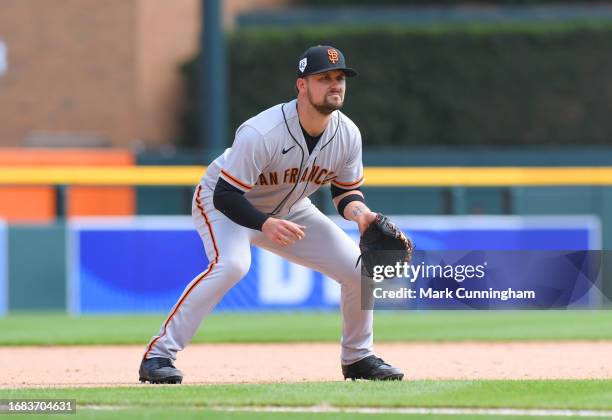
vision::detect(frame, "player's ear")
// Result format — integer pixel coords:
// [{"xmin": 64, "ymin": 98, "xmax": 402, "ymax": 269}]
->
[{"xmin": 296, "ymin": 77, "xmax": 306, "ymax": 94}]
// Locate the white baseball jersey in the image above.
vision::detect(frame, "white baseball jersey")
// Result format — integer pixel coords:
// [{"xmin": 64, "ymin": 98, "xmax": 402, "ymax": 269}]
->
[{"xmin": 201, "ymin": 99, "xmax": 365, "ymax": 216}]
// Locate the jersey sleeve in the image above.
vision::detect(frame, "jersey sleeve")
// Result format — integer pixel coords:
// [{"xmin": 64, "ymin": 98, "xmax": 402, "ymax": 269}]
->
[
  {"xmin": 219, "ymin": 125, "xmax": 270, "ymax": 192},
  {"xmin": 331, "ymin": 129, "xmax": 364, "ymax": 190}
]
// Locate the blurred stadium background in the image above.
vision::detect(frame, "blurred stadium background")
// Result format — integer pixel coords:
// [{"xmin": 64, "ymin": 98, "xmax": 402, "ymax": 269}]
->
[{"xmin": 1, "ymin": 0, "xmax": 612, "ymax": 314}]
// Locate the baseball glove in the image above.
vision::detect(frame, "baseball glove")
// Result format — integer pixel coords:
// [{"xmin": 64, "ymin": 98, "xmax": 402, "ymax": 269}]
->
[{"xmin": 358, "ymin": 213, "xmax": 414, "ymax": 278}]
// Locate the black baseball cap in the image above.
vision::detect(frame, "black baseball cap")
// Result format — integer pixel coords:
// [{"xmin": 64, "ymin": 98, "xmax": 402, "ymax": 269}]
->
[{"xmin": 296, "ymin": 45, "xmax": 358, "ymax": 78}]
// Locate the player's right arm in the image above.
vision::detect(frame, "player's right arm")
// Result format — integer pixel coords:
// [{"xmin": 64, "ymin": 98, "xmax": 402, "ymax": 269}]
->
[
  {"xmin": 213, "ymin": 125, "xmax": 304, "ymax": 246},
  {"xmin": 214, "ymin": 180, "xmax": 304, "ymax": 246}
]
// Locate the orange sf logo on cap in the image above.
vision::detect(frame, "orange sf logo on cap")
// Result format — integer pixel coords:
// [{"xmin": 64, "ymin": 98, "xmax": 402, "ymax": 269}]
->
[{"xmin": 327, "ymin": 48, "xmax": 339, "ymax": 64}]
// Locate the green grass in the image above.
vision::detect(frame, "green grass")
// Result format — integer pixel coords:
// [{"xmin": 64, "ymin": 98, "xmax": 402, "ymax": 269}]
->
[
  {"xmin": 1, "ymin": 311, "xmax": 611, "ymax": 345},
  {"xmin": 28, "ymin": 410, "xmax": 525, "ymax": 420},
  {"xmin": 4, "ymin": 381, "xmax": 612, "ymax": 419},
  {"xmin": 4, "ymin": 410, "xmax": 586, "ymax": 420},
  {"xmin": 0, "ymin": 411, "xmax": 595, "ymax": 420},
  {"xmin": 2, "ymin": 381, "xmax": 612, "ymax": 410}
]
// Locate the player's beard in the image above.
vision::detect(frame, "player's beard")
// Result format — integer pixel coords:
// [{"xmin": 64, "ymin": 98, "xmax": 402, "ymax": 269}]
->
[{"xmin": 307, "ymin": 89, "xmax": 344, "ymax": 115}]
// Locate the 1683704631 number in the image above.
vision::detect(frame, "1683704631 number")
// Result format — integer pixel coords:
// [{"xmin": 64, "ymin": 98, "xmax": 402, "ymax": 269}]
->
[{"xmin": 1, "ymin": 399, "xmax": 76, "ymax": 413}]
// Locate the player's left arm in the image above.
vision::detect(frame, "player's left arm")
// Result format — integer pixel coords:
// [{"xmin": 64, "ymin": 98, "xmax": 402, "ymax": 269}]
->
[
  {"xmin": 330, "ymin": 128, "xmax": 376, "ymax": 233},
  {"xmin": 332, "ymin": 187, "xmax": 376, "ymax": 233}
]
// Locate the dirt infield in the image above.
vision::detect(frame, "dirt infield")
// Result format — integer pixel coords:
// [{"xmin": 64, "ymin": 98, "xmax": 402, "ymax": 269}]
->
[{"xmin": 2, "ymin": 341, "xmax": 612, "ymax": 388}]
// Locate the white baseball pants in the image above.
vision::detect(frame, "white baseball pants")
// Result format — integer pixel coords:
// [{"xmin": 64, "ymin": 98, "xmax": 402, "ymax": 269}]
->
[{"xmin": 144, "ymin": 185, "xmax": 373, "ymax": 365}]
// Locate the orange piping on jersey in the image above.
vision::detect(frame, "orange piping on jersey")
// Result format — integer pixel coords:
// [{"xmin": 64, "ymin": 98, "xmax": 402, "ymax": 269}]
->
[
  {"xmin": 332, "ymin": 175, "xmax": 365, "ymax": 189},
  {"xmin": 220, "ymin": 169, "xmax": 253, "ymax": 191},
  {"xmin": 143, "ymin": 185, "xmax": 219, "ymax": 360}
]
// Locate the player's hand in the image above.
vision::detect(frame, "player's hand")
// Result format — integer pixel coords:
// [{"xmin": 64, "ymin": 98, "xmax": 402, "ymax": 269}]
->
[
  {"xmin": 262, "ymin": 218, "xmax": 306, "ymax": 247},
  {"xmin": 356, "ymin": 211, "xmax": 377, "ymax": 234}
]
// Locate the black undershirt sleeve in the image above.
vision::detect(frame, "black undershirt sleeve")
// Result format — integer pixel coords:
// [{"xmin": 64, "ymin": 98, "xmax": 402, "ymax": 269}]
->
[
  {"xmin": 213, "ymin": 178, "xmax": 269, "ymax": 231},
  {"xmin": 331, "ymin": 184, "xmax": 365, "ymax": 219},
  {"xmin": 330, "ymin": 184, "xmax": 361, "ymax": 198},
  {"xmin": 337, "ymin": 193, "xmax": 365, "ymax": 219}
]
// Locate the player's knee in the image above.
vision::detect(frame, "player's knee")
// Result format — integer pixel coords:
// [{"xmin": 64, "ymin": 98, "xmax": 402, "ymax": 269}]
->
[
  {"xmin": 217, "ymin": 255, "xmax": 251, "ymax": 281},
  {"xmin": 329, "ymin": 264, "xmax": 361, "ymax": 287}
]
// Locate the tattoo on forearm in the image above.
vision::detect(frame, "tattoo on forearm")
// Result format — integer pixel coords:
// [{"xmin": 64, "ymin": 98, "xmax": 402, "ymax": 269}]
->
[{"xmin": 351, "ymin": 204, "xmax": 366, "ymax": 218}]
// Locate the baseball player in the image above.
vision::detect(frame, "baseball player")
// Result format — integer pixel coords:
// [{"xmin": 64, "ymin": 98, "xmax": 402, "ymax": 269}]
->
[{"xmin": 139, "ymin": 45, "xmax": 404, "ymax": 383}]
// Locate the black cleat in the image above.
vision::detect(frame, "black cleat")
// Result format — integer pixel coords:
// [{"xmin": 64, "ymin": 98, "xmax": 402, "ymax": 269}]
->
[
  {"xmin": 139, "ymin": 357, "xmax": 183, "ymax": 384},
  {"xmin": 342, "ymin": 355, "xmax": 404, "ymax": 381}
]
